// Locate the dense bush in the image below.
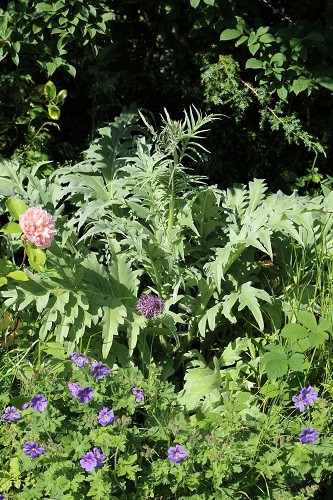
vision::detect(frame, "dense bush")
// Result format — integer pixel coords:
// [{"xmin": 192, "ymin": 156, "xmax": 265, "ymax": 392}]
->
[{"xmin": 1, "ymin": 0, "xmax": 333, "ymax": 188}]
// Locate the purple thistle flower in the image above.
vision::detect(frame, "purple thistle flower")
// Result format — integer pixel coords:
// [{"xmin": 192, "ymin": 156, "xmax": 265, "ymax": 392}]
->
[
  {"xmin": 167, "ymin": 444, "xmax": 188, "ymax": 463},
  {"xmin": 93, "ymin": 447, "xmax": 107, "ymax": 468},
  {"xmin": 80, "ymin": 451, "xmax": 97, "ymax": 472},
  {"xmin": 292, "ymin": 395, "xmax": 307, "ymax": 412},
  {"xmin": 80, "ymin": 448, "xmax": 107, "ymax": 472},
  {"xmin": 298, "ymin": 427, "xmax": 319, "ymax": 444},
  {"xmin": 300, "ymin": 386, "xmax": 318, "ymax": 406},
  {"xmin": 1, "ymin": 406, "xmax": 21, "ymax": 423},
  {"xmin": 90, "ymin": 361, "xmax": 110, "ymax": 380},
  {"xmin": 77, "ymin": 387, "xmax": 94, "ymax": 403},
  {"xmin": 132, "ymin": 387, "xmax": 145, "ymax": 403},
  {"xmin": 136, "ymin": 294, "xmax": 165, "ymax": 319},
  {"xmin": 97, "ymin": 407, "xmax": 115, "ymax": 426},
  {"xmin": 30, "ymin": 395, "xmax": 48, "ymax": 412},
  {"xmin": 23, "ymin": 441, "xmax": 45, "ymax": 458},
  {"xmin": 71, "ymin": 352, "xmax": 90, "ymax": 368},
  {"xmin": 68, "ymin": 382, "xmax": 81, "ymax": 398}
]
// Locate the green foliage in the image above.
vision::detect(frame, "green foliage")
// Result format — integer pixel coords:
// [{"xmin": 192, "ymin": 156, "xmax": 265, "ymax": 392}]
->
[
  {"xmin": 0, "ymin": 352, "xmax": 333, "ymax": 499},
  {"xmin": 0, "ymin": 0, "xmax": 114, "ymax": 75}
]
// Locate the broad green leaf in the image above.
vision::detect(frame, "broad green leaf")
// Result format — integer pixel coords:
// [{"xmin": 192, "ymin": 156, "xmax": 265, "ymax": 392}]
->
[
  {"xmin": 44, "ymin": 81, "xmax": 57, "ymax": 101},
  {"xmin": 292, "ymin": 77, "xmax": 311, "ymax": 95},
  {"xmin": 260, "ymin": 381, "xmax": 281, "ymax": 398},
  {"xmin": 6, "ymin": 198, "xmax": 28, "ymax": 220},
  {"xmin": 0, "ymin": 277, "xmax": 8, "ymax": 287},
  {"xmin": 56, "ymin": 89, "xmax": 67, "ymax": 105},
  {"xmin": 262, "ymin": 347, "xmax": 288, "ymax": 379},
  {"xmin": 245, "ymin": 58, "xmax": 263, "ymax": 69},
  {"xmin": 317, "ymin": 76, "xmax": 333, "ymax": 91},
  {"xmin": 26, "ymin": 245, "xmax": 46, "ymax": 271},
  {"xmin": 277, "ymin": 85, "xmax": 288, "ymax": 100},
  {"xmin": 259, "ymin": 33, "xmax": 275, "ymax": 43},
  {"xmin": 7, "ymin": 270, "xmax": 29, "ymax": 281},
  {"xmin": 296, "ymin": 310, "xmax": 317, "ymax": 332},
  {"xmin": 288, "ymin": 352, "xmax": 305, "ymax": 372},
  {"xmin": 48, "ymin": 104, "xmax": 61, "ymax": 120},
  {"xmin": 0, "ymin": 222, "xmax": 22, "ymax": 233},
  {"xmin": 220, "ymin": 29, "xmax": 242, "ymax": 41},
  {"xmin": 270, "ymin": 52, "xmax": 286, "ymax": 66},
  {"xmin": 281, "ymin": 323, "xmax": 308, "ymax": 340},
  {"xmin": 190, "ymin": 0, "xmax": 200, "ymax": 7}
]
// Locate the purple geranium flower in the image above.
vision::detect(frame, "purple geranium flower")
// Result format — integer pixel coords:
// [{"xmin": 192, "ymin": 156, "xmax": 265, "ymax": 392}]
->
[
  {"xmin": 71, "ymin": 352, "xmax": 90, "ymax": 368},
  {"xmin": 300, "ymin": 386, "xmax": 318, "ymax": 406},
  {"xmin": 77, "ymin": 387, "xmax": 94, "ymax": 403},
  {"xmin": 90, "ymin": 361, "xmax": 110, "ymax": 380},
  {"xmin": 80, "ymin": 448, "xmax": 106, "ymax": 472},
  {"xmin": 1, "ymin": 406, "xmax": 21, "ymax": 423},
  {"xmin": 298, "ymin": 427, "xmax": 319, "ymax": 444},
  {"xmin": 0, "ymin": 493, "xmax": 5, "ymax": 500},
  {"xmin": 167, "ymin": 444, "xmax": 188, "ymax": 463},
  {"xmin": 132, "ymin": 387, "xmax": 145, "ymax": 403},
  {"xmin": 291, "ymin": 395, "xmax": 307, "ymax": 412},
  {"xmin": 68, "ymin": 383, "xmax": 94, "ymax": 403},
  {"xmin": 23, "ymin": 441, "xmax": 45, "ymax": 458},
  {"xmin": 136, "ymin": 294, "xmax": 165, "ymax": 319},
  {"xmin": 93, "ymin": 447, "xmax": 107, "ymax": 468},
  {"xmin": 80, "ymin": 451, "xmax": 97, "ymax": 472},
  {"xmin": 68, "ymin": 382, "xmax": 81, "ymax": 398},
  {"xmin": 292, "ymin": 385, "xmax": 318, "ymax": 412},
  {"xmin": 30, "ymin": 395, "xmax": 48, "ymax": 412},
  {"xmin": 97, "ymin": 407, "xmax": 115, "ymax": 426},
  {"xmin": 22, "ymin": 402, "xmax": 30, "ymax": 410}
]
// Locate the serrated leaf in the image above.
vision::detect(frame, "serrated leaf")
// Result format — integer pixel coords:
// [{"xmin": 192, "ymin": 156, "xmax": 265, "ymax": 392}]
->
[
  {"xmin": 219, "ymin": 338, "xmax": 248, "ymax": 367},
  {"xmin": 178, "ymin": 358, "xmax": 221, "ymax": 410},
  {"xmin": 296, "ymin": 310, "xmax": 317, "ymax": 331},
  {"xmin": 262, "ymin": 347, "xmax": 288, "ymax": 379},
  {"xmin": 288, "ymin": 352, "xmax": 305, "ymax": 372},
  {"xmin": 6, "ymin": 198, "xmax": 28, "ymax": 220},
  {"xmin": 281, "ymin": 323, "xmax": 308, "ymax": 340},
  {"xmin": 101, "ymin": 300, "xmax": 127, "ymax": 358},
  {"xmin": 41, "ymin": 341, "xmax": 65, "ymax": 359}
]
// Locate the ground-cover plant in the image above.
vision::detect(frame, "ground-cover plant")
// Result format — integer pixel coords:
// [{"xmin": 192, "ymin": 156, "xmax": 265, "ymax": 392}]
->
[{"xmin": 1, "ymin": 349, "xmax": 333, "ymax": 499}]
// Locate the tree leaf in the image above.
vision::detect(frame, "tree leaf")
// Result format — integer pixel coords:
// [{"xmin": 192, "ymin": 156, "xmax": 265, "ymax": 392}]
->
[
  {"xmin": 220, "ymin": 29, "xmax": 242, "ymax": 41},
  {"xmin": 48, "ymin": 104, "xmax": 61, "ymax": 120},
  {"xmin": 246, "ymin": 58, "xmax": 263, "ymax": 69},
  {"xmin": 44, "ymin": 81, "xmax": 57, "ymax": 101}
]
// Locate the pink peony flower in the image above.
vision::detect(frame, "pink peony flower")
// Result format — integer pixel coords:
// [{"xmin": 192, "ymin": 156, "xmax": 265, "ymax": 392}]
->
[{"xmin": 19, "ymin": 207, "xmax": 56, "ymax": 248}]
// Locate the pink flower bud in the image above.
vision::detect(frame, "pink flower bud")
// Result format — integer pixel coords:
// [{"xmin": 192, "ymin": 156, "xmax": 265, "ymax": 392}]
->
[{"xmin": 19, "ymin": 207, "xmax": 56, "ymax": 248}]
